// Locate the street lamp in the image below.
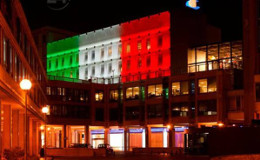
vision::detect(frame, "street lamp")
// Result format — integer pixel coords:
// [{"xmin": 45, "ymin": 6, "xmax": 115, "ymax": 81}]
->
[
  {"xmin": 42, "ymin": 106, "xmax": 49, "ymax": 160},
  {"xmin": 20, "ymin": 79, "xmax": 32, "ymax": 160}
]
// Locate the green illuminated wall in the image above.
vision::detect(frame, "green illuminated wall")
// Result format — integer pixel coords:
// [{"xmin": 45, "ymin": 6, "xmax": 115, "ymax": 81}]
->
[{"xmin": 47, "ymin": 36, "xmax": 79, "ymax": 81}]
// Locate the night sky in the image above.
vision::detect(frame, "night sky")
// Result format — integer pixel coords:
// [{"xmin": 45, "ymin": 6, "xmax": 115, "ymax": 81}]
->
[{"xmin": 20, "ymin": 0, "xmax": 242, "ymax": 41}]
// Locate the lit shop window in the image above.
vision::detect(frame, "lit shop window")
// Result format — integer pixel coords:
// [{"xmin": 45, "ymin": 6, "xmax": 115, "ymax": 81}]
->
[
  {"xmin": 146, "ymin": 56, "xmax": 151, "ymax": 67},
  {"xmin": 118, "ymin": 44, "xmax": 122, "ymax": 55},
  {"xmin": 148, "ymin": 84, "xmax": 163, "ymax": 98},
  {"xmin": 172, "ymin": 81, "xmax": 189, "ymax": 96},
  {"xmin": 70, "ymin": 71, "xmax": 73, "ymax": 78},
  {"xmin": 101, "ymin": 48, "xmax": 104, "ymax": 59},
  {"xmin": 108, "ymin": 46, "xmax": 112, "ymax": 57},
  {"xmin": 172, "ymin": 103, "xmax": 189, "ymax": 117},
  {"xmin": 158, "ymin": 35, "xmax": 163, "ymax": 47},
  {"xmin": 126, "ymin": 43, "xmax": 131, "ymax": 53},
  {"xmin": 146, "ymin": 39, "xmax": 151, "ymax": 50},
  {"xmin": 126, "ymin": 87, "xmax": 140, "ymax": 100},
  {"xmin": 95, "ymin": 91, "xmax": 104, "ymax": 102},
  {"xmin": 57, "ymin": 88, "xmax": 62, "ymax": 95},
  {"xmin": 110, "ymin": 90, "xmax": 119, "ymax": 101},
  {"xmin": 91, "ymin": 50, "xmax": 95, "ymax": 60},
  {"xmin": 85, "ymin": 53, "xmax": 88, "ymax": 61},
  {"xmin": 46, "ymin": 87, "xmax": 51, "ymax": 95},
  {"xmin": 198, "ymin": 78, "xmax": 217, "ymax": 93},
  {"xmin": 158, "ymin": 54, "xmax": 163, "ymax": 66},
  {"xmin": 137, "ymin": 41, "xmax": 142, "ymax": 50}
]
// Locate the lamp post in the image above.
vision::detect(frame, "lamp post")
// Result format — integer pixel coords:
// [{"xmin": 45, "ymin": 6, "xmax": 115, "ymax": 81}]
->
[
  {"xmin": 20, "ymin": 79, "xmax": 32, "ymax": 160},
  {"xmin": 42, "ymin": 106, "xmax": 49, "ymax": 160}
]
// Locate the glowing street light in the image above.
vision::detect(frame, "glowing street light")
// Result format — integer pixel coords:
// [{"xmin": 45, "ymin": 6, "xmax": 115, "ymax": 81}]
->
[
  {"xmin": 218, "ymin": 122, "xmax": 224, "ymax": 127},
  {"xmin": 42, "ymin": 105, "xmax": 49, "ymax": 160},
  {"xmin": 20, "ymin": 79, "xmax": 32, "ymax": 160}
]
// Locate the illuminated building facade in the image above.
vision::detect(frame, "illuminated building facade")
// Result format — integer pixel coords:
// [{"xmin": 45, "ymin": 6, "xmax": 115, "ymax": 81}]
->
[{"xmin": 0, "ymin": 0, "xmax": 47, "ymax": 158}]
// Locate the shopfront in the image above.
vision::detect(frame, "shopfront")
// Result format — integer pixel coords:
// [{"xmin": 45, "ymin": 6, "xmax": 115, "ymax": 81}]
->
[
  {"xmin": 150, "ymin": 127, "xmax": 168, "ymax": 147},
  {"xmin": 67, "ymin": 125, "xmax": 85, "ymax": 147},
  {"xmin": 109, "ymin": 128, "xmax": 124, "ymax": 151},
  {"xmin": 129, "ymin": 128, "xmax": 145, "ymax": 150},
  {"xmin": 46, "ymin": 125, "xmax": 63, "ymax": 148},
  {"xmin": 174, "ymin": 126, "xmax": 188, "ymax": 147},
  {"xmin": 91, "ymin": 129, "xmax": 105, "ymax": 148}
]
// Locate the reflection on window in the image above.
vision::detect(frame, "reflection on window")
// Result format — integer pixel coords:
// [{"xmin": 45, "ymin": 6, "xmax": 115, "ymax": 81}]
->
[
  {"xmin": 110, "ymin": 90, "xmax": 119, "ymax": 102},
  {"xmin": 198, "ymin": 78, "xmax": 217, "ymax": 93},
  {"xmin": 146, "ymin": 39, "xmax": 151, "ymax": 50},
  {"xmin": 85, "ymin": 52, "xmax": 88, "ymax": 61},
  {"xmin": 118, "ymin": 44, "xmax": 122, "ymax": 55},
  {"xmin": 95, "ymin": 91, "xmax": 104, "ymax": 102},
  {"xmin": 158, "ymin": 35, "xmax": 163, "ymax": 47},
  {"xmin": 91, "ymin": 50, "xmax": 95, "ymax": 60},
  {"xmin": 198, "ymin": 100, "xmax": 217, "ymax": 116},
  {"xmin": 137, "ymin": 41, "xmax": 142, "ymax": 50},
  {"xmin": 126, "ymin": 43, "xmax": 130, "ymax": 53},
  {"xmin": 126, "ymin": 87, "xmax": 140, "ymax": 100},
  {"xmin": 148, "ymin": 104, "xmax": 162, "ymax": 118},
  {"xmin": 126, "ymin": 107, "xmax": 140, "ymax": 120},
  {"xmin": 108, "ymin": 46, "xmax": 112, "ymax": 57},
  {"xmin": 138, "ymin": 57, "xmax": 142, "ymax": 68},
  {"xmin": 172, "ymin": 103, "xmax": 189, "ymax": 117},
  {"xmin": 188, "ymin": 41, "xmax": 242, "ymax": 73},
  {"xmin": 127, "ymin": 60, "xmax": 131, "ymax": 70},
  {"xmin": 85, "ymin": 68, "xmax": 88, "ymax": 79},
  {"xmin": 101, "ymin": 48, "xmax": 104, "ymax": 59},
  {"xmin": 101, "ymin": 65, "xmax": 104, "ymax": 75},
  {"xmin": 172, "ymin": 81, "xmax": 189, "ymax": 96},
  {"xmin": 46, "ymin": 87, "xmax": 51, "ymax": 95},
  {"xmin": 146, "ymin": 56, "xmax": 151, "ymax": 67},
  {"xmin": 158, "ymin": 54, "xmax": 163, "ymax": 66},
  {"xmin": 148, "ymin": 84, "xmax": 163, "ymax": 98}
]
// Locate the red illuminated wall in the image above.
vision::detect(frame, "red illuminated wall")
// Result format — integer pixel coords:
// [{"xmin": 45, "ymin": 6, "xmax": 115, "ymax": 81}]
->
[{"xmin": 120, "ymin": 11, "xmax": 171, "ymax": 82}]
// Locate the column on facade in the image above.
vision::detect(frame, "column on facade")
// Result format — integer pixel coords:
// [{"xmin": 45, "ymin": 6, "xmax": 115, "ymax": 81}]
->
[
  {"xmin": 145, "ymin": 126, "xmax": 149, "ymax": 148},
  {"xmin": 85, "ymin": 125, "xmax": 89, "ymax": 144},
  {"xmin": 104, "ymin": 128, "xmax": 108, "ymax": 144},
  {"xmin": 29, "ymin": 117, "xmax": 33, "ymax": 156},
  {"xmin": 18, "ymin": 113, "xmax": 25, "ymax": 150},
  {"xmin": 124, "ymin": 127, "xmax": 128, "ymax": 151},
  {"xmin": 12, "ymin": 110, "xmax": 19, "ymax": 148},
  {"xmin": 64, "ymin": 125, "xmax": 67, "ymax": 148},
  {"xmin": 32, "ymin": 120, "xmax": 37, "ymax": 156},
  {"xmin": 3, "ymin": 105, "xmax": 11, "ymax": 150}
]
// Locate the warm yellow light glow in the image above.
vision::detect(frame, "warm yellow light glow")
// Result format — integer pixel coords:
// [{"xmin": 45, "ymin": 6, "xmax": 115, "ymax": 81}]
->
[
  {"xmin": 42, "ymin": 106, "xmax": 49, "ymax": 114},
  {"xmin": 167, "ymin": 124, "xmax": 171, "ymax": 129},
  {"xmin": 218, "ymin": 122, "xmax": 224, "ymax": 127},
  {"xmin": 20, "ymin": 79, "xmax": 32, "ymax": 90},
  {"xmin": 47, "ymin": 128, "xmax": 50, "ymax": 131},
  {"xmin": 40, "ymin": 125, "xmax": 44, "ymax": 130}
]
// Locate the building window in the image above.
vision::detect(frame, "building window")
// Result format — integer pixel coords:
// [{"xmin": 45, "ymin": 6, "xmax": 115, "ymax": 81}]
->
[
  {"xmin": 198, "ymin": 100, "xmax": 217, "ymax": 116},
  {"xmin": 70, "ymin": 55, "xmax": 73, "ymax": 65},
  {"xmin": 137, "ymin": 41, "xmax": 142, "ymax": 50},
  {"xmin": 101, "ymin": 64, "xmax": 104, "ymax": 75},
  {"xmin": 101, "ymin": 48, "xmax": 104, "ymax": 59},
  {"xmin": 91, "ymin": 50, "xmax": 95, "ymax": 60},
  {"xmin": 126, "ymin": 107, "xmax": 140, "ymax": 120},
  {"xmin": 110, "ymin": 90, "xmax": 119, "ymax": 102},
  {"xmin": 126, "ymin": 43, "xmax": 131, "ymax": 53},
  {"xmin": 92, "ymin": 67, "xmax": 95, "ymax": 77},
  {"xmin": 109, "ymin": 108, "xmax": 119, "ymax": 121},
  {"xmin": 138, "ymin": 57, "xmax": 142, "ymax": 68},
  {"xmin": 118, "ymin": 44, "xmax": 122, "ymax": 55},
  {"xmin": 62, "ymin": 57, "xmax": 64, "ymax": 66},
  {"xmin": 85, "ymin": 53, "xmax": 88, "ymax": 61},
  {"xmin": 172, "ymin": 81, "xmax": 189, "ymax": 96},
  {"xmin": 48, "ymin": 60, "xmax": 51, "ymax": 69},
  {"xmin": 46, "ymin": 87, "xmax": 51, "ymax": 95},
  {"xmin": 158, "ymin": 54, "xmax": 163, "ymax": 65},
  {"xmin": 148, "ymin": 84, "xmax": 163, "ymax": 98},
  {"xmin": 148, "ymin": 104, "xmax": 162, "ymax": 118},
  {"xmin": 146, "ymin": 39, "xmax": 151, "ymax": 50},
  {"xmin": 95, "ymin": 91, "xmax": 104, "ymax": 102},
  {"xmin": 108, "ymin": 63, "xmax": 112, "ymax": 74},
  {"xmin": 198, "ymin": 78, "xmax": 217, "ymax": 93},
  {"xmin": 147, "ymin": 56, "xmax": 151, "ymax": 67},
  {"xmin": 108, "ymin": 46, "xmax": 112, "ymax": 57},
  {"xmin": 126, "ymin": 87, "xmax": 140, "ymax": 100},
  {"xmin": 55, "ymin": 59, "xmax": 58, "ymax": 68},
  {"xmin": 95, "ymin": 108, "xmax": 104, "ymax": 121},
  {"xmin": 118, "ymin": 61, "xmax": 122, "ymax": 72},
  {"xmin": 70, "ymin": 71, "xmax": 73, "ymax": 78},
  {"xmin": 127, "ymin": 60, "xmax": 131, "ymax": 70},
  {"xmin": 172, "ymin": 103, "xmax": 189, "ymax": 117},
  {"xmin": 85, "ymin": 68, "xmax": 88, "ymax": 79},
  {"xmin": 57, "ymin": 88, "xmax": 62, "ymax": 95},
  {"xmin": 158, "ymin": 35, "xmax": 163, "ymax": 47}
]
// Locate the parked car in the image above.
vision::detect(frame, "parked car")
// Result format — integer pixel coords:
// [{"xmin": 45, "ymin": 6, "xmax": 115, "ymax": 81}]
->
[
  {"xmin": 69, "ymin": 143, "xmax": 93, "ymax": 148},
  {"xmin": 98, "ymin": 144, "xmax": 114, "ymax": 155}
]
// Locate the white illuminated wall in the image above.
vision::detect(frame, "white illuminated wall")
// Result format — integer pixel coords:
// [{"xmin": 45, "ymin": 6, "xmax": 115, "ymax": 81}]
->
[{"xmin": 79, "ymin": 25, "xmax": 122, "ymax": 84}]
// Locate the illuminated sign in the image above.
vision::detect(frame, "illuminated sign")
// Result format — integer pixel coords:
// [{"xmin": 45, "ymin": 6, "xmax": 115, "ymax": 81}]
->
[
  {"xmin": 91, "ymin": 129, "xmax": 104, "ymax": 134},
  {"xmin": 186, "ymin": 0, "xmax": 200, "ymax": 10}
]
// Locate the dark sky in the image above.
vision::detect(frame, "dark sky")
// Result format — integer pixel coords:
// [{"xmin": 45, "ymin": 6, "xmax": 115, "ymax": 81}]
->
[{"xmin": 20, "ymin": 0, "xmax": 242, "ymax": 41}]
